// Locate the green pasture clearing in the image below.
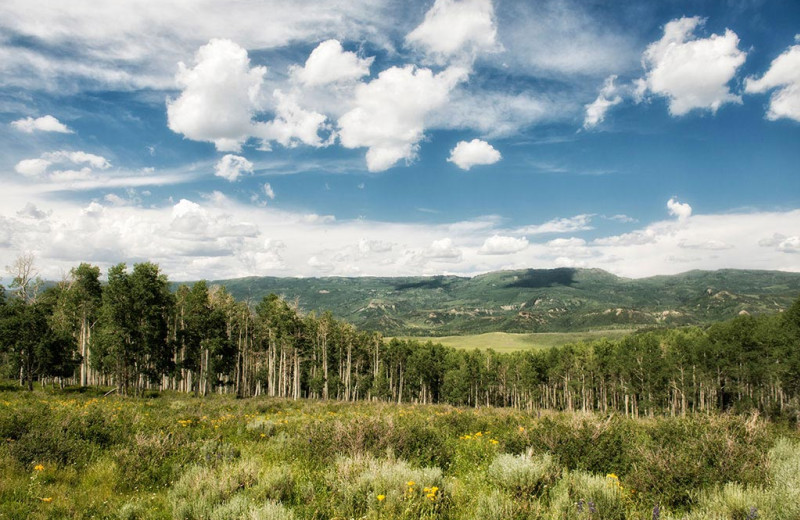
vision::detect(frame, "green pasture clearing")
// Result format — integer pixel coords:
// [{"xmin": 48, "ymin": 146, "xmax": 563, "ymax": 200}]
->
[{"xmin": 398, "ymin": 329, "xmax": 635, "ymax": 352}]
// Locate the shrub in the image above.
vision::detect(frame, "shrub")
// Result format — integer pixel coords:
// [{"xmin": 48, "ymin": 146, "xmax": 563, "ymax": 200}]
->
[
  {"xmin": 548, "ymin": 470, "xmax": 630, "ymax": 520},
  {"xmin": 329, "ymin": 454, "xmax": 445, "ymax": 519},
  {"xmin": 487, "ymin": 450, "xmax": 559, "ymax": 497}
]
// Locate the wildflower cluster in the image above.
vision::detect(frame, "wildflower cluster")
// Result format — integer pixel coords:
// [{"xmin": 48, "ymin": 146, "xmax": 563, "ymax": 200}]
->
[
  {"xmin": 606, "ymin": 473, "xmax": 634, "ymax": 498},
  {"xmin": 459, "ymin": 431, "xmax": 500, "ymax": 445}
]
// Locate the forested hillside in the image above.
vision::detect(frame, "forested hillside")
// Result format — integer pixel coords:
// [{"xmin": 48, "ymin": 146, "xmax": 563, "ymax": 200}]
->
[
  {"xmin": 209, "ymin": 267, "xmax": 800, "ymax": 335},
  {"xmin": 3, "ymin": 260, "xmax": 800, "ymax": 419}
]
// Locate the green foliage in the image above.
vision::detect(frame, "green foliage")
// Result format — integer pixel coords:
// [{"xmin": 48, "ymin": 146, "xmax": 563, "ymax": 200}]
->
[
  {"xmin": 487, "ymin": 451, "xmax": 559, "ymax": 497},
  {"xmin": 0, "ymin": 391, "xmax": 798, "ymax": 519},
  {"xmin": 208, "ymin": 268, "xmax": 800, "ymax": 335}
]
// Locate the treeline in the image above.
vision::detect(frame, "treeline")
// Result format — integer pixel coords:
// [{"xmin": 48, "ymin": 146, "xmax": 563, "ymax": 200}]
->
[{"xmin": 2, "ymin": 259, "xmax": 800, "ymax": 418}]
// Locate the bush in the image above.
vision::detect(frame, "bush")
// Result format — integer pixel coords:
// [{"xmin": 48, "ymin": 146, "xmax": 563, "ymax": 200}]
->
[
  {"xmin": 548, "ymin": 470, "xmax": 631, "ymax": 520},
  {"xmin": 329, "ymin": 454, "xmax": 445, "ymax": 519},
  {"xmin": 487, "ymin": 450, "xmax": 559, "ymax": 497}
]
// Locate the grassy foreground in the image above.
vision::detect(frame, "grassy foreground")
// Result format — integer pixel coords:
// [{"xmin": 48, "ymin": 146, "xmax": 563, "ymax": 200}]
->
[
  {"xmin": 398, "ymin": 330, "xmax": 634, "ymax": 352},
  {"xmin": 1, "ymin": 387, "xmax": 799, "ymax": 519}
]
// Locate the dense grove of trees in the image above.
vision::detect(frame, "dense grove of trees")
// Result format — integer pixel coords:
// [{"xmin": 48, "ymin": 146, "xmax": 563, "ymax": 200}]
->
[{"xmin": 2, "ymin": 259, "xmax": 800, "ymax": 418}]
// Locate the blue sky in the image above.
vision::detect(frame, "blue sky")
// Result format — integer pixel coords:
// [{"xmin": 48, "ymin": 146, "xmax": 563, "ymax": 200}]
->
[{"xmin": 0, "ymin": 0, "xmax": 798, "ymax": 280}]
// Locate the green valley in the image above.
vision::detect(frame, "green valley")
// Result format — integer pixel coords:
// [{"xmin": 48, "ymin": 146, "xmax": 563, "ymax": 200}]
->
[{"xmin": 208, "ymin": 267, "xmax": 800, "ymax": 336}]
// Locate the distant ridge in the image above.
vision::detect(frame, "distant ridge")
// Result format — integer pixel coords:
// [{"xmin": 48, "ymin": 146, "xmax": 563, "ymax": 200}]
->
[{"xmin": 200, "ymin": 268, "xmax": 800, "ymax": 335}]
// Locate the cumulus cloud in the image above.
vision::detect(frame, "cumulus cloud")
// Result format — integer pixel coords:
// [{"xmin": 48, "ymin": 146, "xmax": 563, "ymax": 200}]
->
[
  {"xmin": 639, "ymin": 16, "xmax": 746, "ymax": 116},
  {"xmin": 745, "ymin": 39, "xmax": 800, "ymax": 122},
  {"xmin": 167, "ymin": 39, "xmax": 266, "ymax": 152},
  {"xmin": 11, "ymin": 115, "xmax": 72, "ymax": 133},
  {"xmin": 478, "ymin": 235, "xmax": 528, "ymax": 255},
  {"xmin": 16, "ymin": 202, "xmax": 50, "ymax": 220},
  {"xmin": 263, "ymin": 183, "xmax": 275, "ymax": 200},
  {"xmin": 359, "ymin": 238, "xmax": 393, "ymax": 254},
  {"xmin": 291, "ymin": 39, "xmax": 373, "ymax": 86},
  {"xmin": 406, "ymin": 0, "xmax": 499, "ymax": 63},
  {"xmin": 423, "ymin": 238, "xmax": 462, "ymax": 260},
  {"xmin": 584, "ymin": 75, "xmax": 623, "ymax": 129},
  {"xmin": 667, "ymin": 197, "xmax": 692, "ymax": 221},
  {"xmin": 15, "ymin": 150, "xmax": 111, "ymax": 179},
  {"xmin": 214, "ymin": 154, "xmax": 254, "ymax": 182},
  {"xmin": 759, "ymin": 233, "xmax": 800, "ymax": 254},
  {"xmin": 1, "ymin": 181, "xmax": 800, "ymax": 280},
  {"xmin": 515, "ymin": 214, "xmax": 594, "ymax": 235},
  {"xmin": 42, "ymin": 151, "xmax": 110, "ymax": 169},
  {"xmin": 15, "ymin": 158, "xmax": 52, "ymax": 177},
  {"xmin": 256, "ymin": 90, "xmax": 331, "ymax": 149},
  {"xmin": 338, "ymin": 65, "xmax": 468, "ymax": 171},
  {"xmin": 447, "ymin": 139, "xmax": 501, "ymax": 170}
]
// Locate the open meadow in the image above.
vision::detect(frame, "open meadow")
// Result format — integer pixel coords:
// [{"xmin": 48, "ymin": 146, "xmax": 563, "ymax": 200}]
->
[
  {"xmin": 2, "ymin": 386, "xmax": 799, "ymax": 520},
  {"xmin": 397, "ymin": 330, "xmax": 635, "ymax": 353}
]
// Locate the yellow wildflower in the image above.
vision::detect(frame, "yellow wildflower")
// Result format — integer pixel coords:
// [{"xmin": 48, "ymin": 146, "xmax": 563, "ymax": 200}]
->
[
  {"xmin": 377, "ymin": 494, "xmax": 385, "ymax": 501},
  {"xmin": 407, "ymin": 480, "xmax": 415, "ymax": 487},
  {"xmin": 34, "ymin": 464, "xmax": 44, "ymax": 471},
  {"xmin": 41, "ymin": 497, "xmax": 53, "ymax": 503},
  {"xmin": 490, "ymin": 439, "xmax": 499, "ymax": 445}
]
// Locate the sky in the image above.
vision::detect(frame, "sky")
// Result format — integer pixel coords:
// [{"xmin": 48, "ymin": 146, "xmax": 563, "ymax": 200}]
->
[{"xmin": 0, "ymin": 0, "xmax": 799, "ymax": 281}]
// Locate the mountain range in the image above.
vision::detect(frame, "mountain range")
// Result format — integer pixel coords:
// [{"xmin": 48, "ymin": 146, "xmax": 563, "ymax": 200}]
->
[{"xmin": 205, "ymin": 268, "xmax": 800, "ymax": 336}]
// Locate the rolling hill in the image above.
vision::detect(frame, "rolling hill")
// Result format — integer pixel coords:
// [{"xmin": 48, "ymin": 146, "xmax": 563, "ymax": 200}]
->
[{"xmin": 204, "ymin": 268, "xmax": 800, "ymax": 336}]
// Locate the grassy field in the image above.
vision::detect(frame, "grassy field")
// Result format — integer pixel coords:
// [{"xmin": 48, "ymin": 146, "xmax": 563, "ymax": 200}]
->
[
  {"xmin": 398, "ymin": 330, "xmax": 635, "ymax": 352},
  {"xmin": 1, "ymin": 386, "xmax": 799, "ymax": 519}
]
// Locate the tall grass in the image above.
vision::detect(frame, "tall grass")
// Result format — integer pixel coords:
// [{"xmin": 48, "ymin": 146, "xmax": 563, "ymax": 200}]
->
[{"xmin": 0, "ymin": 388, "xmax": 797, "ymax": 519}]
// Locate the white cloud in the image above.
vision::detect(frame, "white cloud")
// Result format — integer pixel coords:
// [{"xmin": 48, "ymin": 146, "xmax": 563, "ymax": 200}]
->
[
  {"xmin": 42, "ymin": 151, "xmax": 111, "ymax": 169},
  {"xmin": 745, "ymin": 40, "xmax": 800, "ymax": 122},
  {"xmin": 605, "ymin": 214, "xmax": 637, "ymax": 223},
  {"xmin": 759, "ymin": 233, "xmax": 800, "ymax": 254},
  {"xmin": 50, "ymin": 168, "xmax": 93, "ymax": 182},
  {"xmin": 358, "ymin": 238, "xmax": 393, "ymax": 254},
  {"xmin": 667, "ymin": 197, "xmax": 692, "ymax": 221},
  {"xmin": 584, "ymin": 75, "xmax": 623, "ymax": 129},
  {"xmin": 256, "ymin": 90, "xmax": 331, "ymax": 149},
  {"xmin": 515, "ymin": 214, "xmax": 594, "ymax": 235},
  {"xmin": 478, "ymin": 235, "xmax": 528, "ymax": 255},
  {"xmin": 423, "ymin": 238, "xmax": 463, "ymax": 261},
  {"xmin": 263, "ymin": 183, "xmax": 276, "ymax": 200},
  {"xmin": 11, "ymin": 115, "xmax": 72, "ymax": 133},
  {"xmin": 1, "ymin": 182, "xmax": 799, "ymax": 281},
  {"xmin": 677, "ymin": 239, "xmax": 732, "ymax": 250},
  {"xmin": 639, "ymin": 16, "xmax": 746, "ymax": 116},
  {"xmin": 291, "ymin": 39, "xmax": 373, "ymax": 86},
  {"xmin": 406, "ymin": 0, "xmax": 499, "ymax": 63},
  {"xmin": 500, "ymin": 0, "xmax": 638, "ymax": 78},
  {"xmin": 167, "ymin": 39, "xmax": 266, "ymax": 152},
  {"xmin": 15, "ymin": 158, "xmax": 52, "ymax": 177},
  {"xmin": 214, "ymin": 154, "xmax": 254, "ymax": 182},
  {"xmin": 432, "ymin": 89, "xmax": 571, "ymax": 137},
  {"xmin": 15, "ymin": 150, "xmax": 111, "ymax": 179},
  {"xmin": 447, "ymin": 139, "xmax": 501, "ymax": 170},
  {"xmin": 338, "ymin": 65, "xmax": 468, "ymax": 171},
  {"xmin": 0, "ymin": 1, "xmax": 388, "ymax": 92},
  {"xmin": 16, "ymin": 202, "xmax": 49, "ymax": 220}
]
